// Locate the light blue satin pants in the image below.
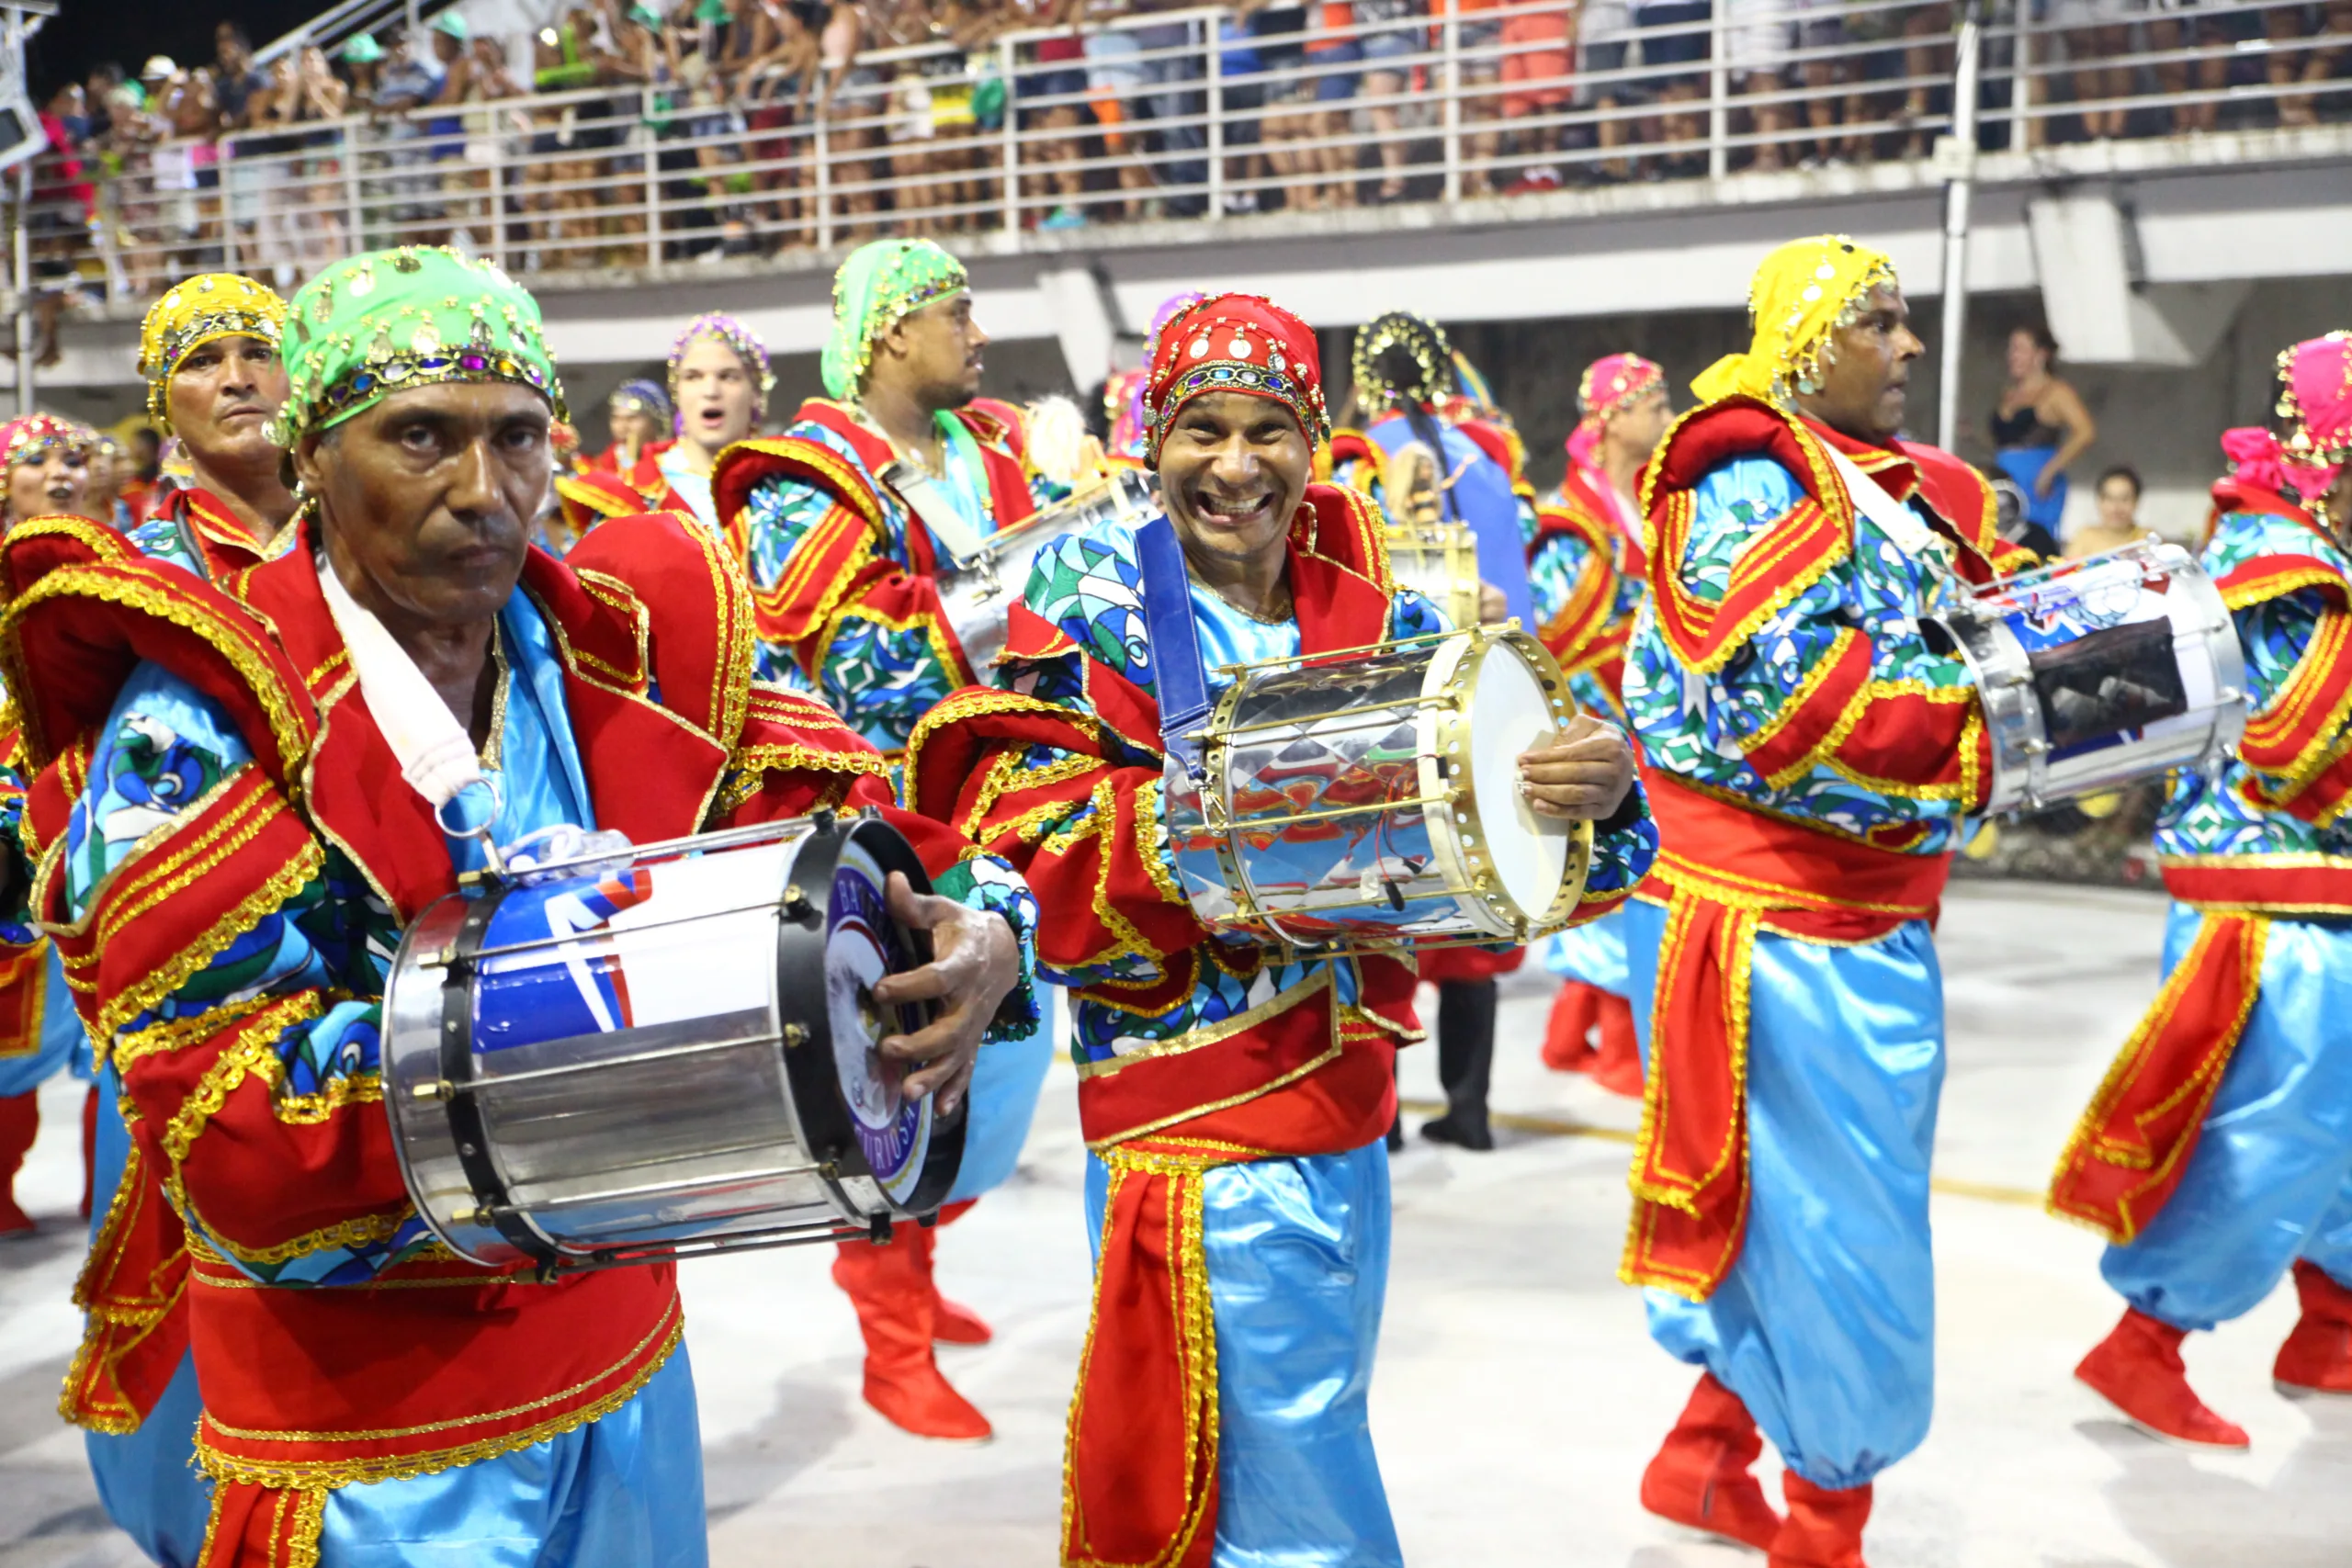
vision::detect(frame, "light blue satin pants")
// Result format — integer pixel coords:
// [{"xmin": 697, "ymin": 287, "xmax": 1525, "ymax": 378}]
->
[
  {"xmin": 944, "ymin": 1000, "xmax": 1058, "ymax": 1205},
  {"xmin": 1085, "ymin": 1140, "xmax": 1402, "ymax": 1568},
  {"xmin": 1624, "ymin": 898, "xmax": 1944, "ymax": 1490},
  {"xmin": 2102, "ymin": 907, "xmax": 2352, "ymax": 1331},
  {"xmin": 84, "ymin": 1062, "xmax": 213, "ymax": 1566},
  {"xmin": 316, "ymin": 1347, "xmax": 707, "ymax": 1568},
  {"xmin": 1544, "ymin": 908, "xmax": 1632, "ymax": 997}
]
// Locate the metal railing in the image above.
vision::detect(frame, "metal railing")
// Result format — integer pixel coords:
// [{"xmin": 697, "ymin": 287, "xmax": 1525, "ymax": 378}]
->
[{"xmin": 14, "ymin": 0, "xmax": 2352, "ymax": 302}]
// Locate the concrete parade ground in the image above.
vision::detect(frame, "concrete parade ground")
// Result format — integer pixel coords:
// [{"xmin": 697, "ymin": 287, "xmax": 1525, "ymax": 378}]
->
[{"xmin": 4, "ymin": 882, "xmax": 2348, "ymax": 1567}]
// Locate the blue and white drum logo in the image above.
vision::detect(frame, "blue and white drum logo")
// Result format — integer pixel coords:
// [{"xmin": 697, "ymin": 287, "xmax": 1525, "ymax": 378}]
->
[{"xmin": 825, "ymin": 849, "xmax": 927, "ymax": 1200}]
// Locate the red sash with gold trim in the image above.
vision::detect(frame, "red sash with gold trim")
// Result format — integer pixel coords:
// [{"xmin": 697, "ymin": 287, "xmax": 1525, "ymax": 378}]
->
[
  {"xmin": 2047, "ymin": 914, "xmax": 2267, "ymax": 1244},
  {"xmin": 1064, "ymin": 967, "xmax": 1411, "ymax": 1568},
  {"xmin": 1621, "ymin": 773, "xmax": 1951, "ymax": 1300}
]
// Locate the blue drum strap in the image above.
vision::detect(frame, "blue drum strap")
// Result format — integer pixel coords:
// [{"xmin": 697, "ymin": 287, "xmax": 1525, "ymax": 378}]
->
[{"xmin": 1138, "ymin": 514, "xmax": 1214, "ymax": 782}]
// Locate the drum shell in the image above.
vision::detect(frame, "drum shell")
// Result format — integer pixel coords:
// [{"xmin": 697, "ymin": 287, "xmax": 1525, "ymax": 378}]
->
[
  {"xmin": 1165, "ymin": 626, "xmax": 1591, "ymax": 949},
  {"xmin": 1931, "ymin": 542, "xmax": 2248, "ymax": 815},
  {"xmin": 935, "ymin": 469, "xmax": 1157, "ymax": 674},
  {"xmin": 381, "ymin": 817, "xmax": 956, "ymax": 1269}
]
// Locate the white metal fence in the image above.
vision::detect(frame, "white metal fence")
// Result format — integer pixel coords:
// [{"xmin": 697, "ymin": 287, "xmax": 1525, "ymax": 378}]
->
[{"xmin": 17, "ymin": 0, "xmax": 2352, "ymax": 301}]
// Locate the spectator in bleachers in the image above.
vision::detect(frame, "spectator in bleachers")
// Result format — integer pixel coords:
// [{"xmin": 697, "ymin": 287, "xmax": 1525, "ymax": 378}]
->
[
  {"xmin": 1011, "ymin": 0, "xmax": 1093, "ymax": 229},
  {"xmin": 1894, "ymin": 0, "xmax": 1951, "ymax": 159},
  {"xmin": 1453, "ymin": 0, "xmax": 1508, "ymax": 195},
  {"xmin": 1633, "ymin": 0, "xmax": 1707, "ymax": 176},
  {"xmin": 1497, "ymin": 0, "xmax": 1574, "ymax": 187},
  {"xmin": 1353, "ymin": 0, "xmax": 1425, "ymax": 202},
  {"xmin": 1125, "ymin": 0, "xmax": 1211, "ymax": 217},
  {"xmin": 2145, "ymin": 5, "xmax": 2228, "ymax": 135},
  {"xmin": 816, "ymin": 0, "xmax": 887, "ymax": 241},
  {"xmin": 1215, "ymin": 0, "xmax": 1278, "ymax": 215},
  {"xmin": 1733, "ymin": 0, "xmax": 1842, "ymax": 171},
  {"xmin": 211, "ymin": 23, "xmax": 268, "ymax": 132},
  {"xmin": 375, "ymin": 28, "xmax": 447, "ymax": 242},
  {"xmin": 1577, "ymin": 0, "xmax": 1636, "ymax": 181},
  {"xmin": 2050, "ymin": 0, "xmax": 2130, "ymax": 141}
]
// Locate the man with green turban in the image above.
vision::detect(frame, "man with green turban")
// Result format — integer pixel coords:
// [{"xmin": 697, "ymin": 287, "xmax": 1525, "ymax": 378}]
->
[
  {"xmin": 6, "ymin": 247, "xmax": 1035, "ymax": 1564},
  {"xmin": 710, "ymin": 235, "xmax": 1064, "ymax": 1444}
]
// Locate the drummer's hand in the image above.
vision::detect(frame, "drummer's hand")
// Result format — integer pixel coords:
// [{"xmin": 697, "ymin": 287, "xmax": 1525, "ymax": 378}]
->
[
  {"xmin": 1517, "ymin": 712, "xmax": 1634, "ymax": 821},
  {"xmin": 870, "ymin": 872, "xmax": 1019, "ymax": 1117},
  {"xmin": 1477, "ymin": 581, "xmax": 1510, "ymax": 625}
]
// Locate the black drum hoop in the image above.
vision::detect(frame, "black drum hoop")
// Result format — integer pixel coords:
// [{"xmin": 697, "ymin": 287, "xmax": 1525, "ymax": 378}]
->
[
  {"xmin": 775, "ymin": 811, "xmax": 968, "ymax": 1221},
  {"xmin": 437, "ymin": 887, "xmax": 561, "ymax": 1266}
]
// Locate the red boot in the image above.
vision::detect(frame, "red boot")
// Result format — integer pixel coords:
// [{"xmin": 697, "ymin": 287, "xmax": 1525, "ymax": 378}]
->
[
  {"xmin": 2274, "ymin": 1259, "xmax": 2352, "ymax": 1396},
  {"xmin": 0, "ymin": 1091, "xmax": 38, "ymax": 1239},
  {"xmin": 1591, "ymin": 993, "xmax": 1646, "ymax": 1099},
  {"xmin": 1770, "ymin": 1474, "xmax": 1871, "ymax": 1568},
  {"xmin": 832, "ymin": 1229, "xmax": 992, "ymax": 1441},
  {"xmin": 925, "ymin": 1201, "xmax": 994, "ymax": 1347},
  {"xmin": 1542, "ymin": 981, "xmax": 1600, "ymax": 1072},
  {"xmin": 2075, "ymin": 1306, "xmax": 2249, "ymax": 1449},
  {"xmin": 1640, "ymin": 1371, "xmax": 1782, "ymax": 1551}
]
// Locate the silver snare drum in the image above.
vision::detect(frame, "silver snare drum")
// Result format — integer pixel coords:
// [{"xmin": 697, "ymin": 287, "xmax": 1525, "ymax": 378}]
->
[
  {"xmin": 1163, "ymin": 626, "xmax": 1594, "ymax": 949},
  {"xmin": 381, "ymin": 811, "xmax": 962, "ymax": 1271},
  {"xmin": 1926, "ymin": 539, "xmax": 2247, "ymax": 815},
  {"xmin": 930, "ymin": 468, "xmax": 1158, "ymax": 673}
]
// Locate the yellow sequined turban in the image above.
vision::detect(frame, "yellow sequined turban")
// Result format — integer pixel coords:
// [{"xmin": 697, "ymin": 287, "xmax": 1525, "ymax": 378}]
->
[
  {"xmin": 138, "ymin": 273, "xmax": 288, "ymax": 431},
  {"xmin": 1692, "ymin": 235, "xmax": 1899, "ymax": 408}
]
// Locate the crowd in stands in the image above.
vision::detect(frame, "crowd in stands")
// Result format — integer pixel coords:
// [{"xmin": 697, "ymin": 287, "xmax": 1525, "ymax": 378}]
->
[{"xmin": 23, "ymin": 0, "xmax": 2352, "ymax": 306}]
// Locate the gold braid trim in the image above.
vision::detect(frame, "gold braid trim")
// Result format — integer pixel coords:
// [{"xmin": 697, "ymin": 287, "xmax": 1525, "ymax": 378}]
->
[
  {"xmin": 0, "ymin": 565, "xmax": 312, "ymax": 786},
  {"xmin": 2043, "ymin": 914, "xmax": 2269, "ymax": 1244},
  {"xmin": 194, "ymin": 1301, "xmax": 684, "ymax": 1490},
  {"xmin": 92, "ymin": 840, "xmax": 324, "ymax": 1048},
  {"xmin": 1060, "ymin": 1155, "xmax": 1218, "ymax": 1568}
]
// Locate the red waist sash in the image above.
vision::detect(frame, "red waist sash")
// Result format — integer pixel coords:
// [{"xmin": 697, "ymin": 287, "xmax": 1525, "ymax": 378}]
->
[
  {"xmin": 1062, "ymin": 960, "xmax": 1411, "ymax": 1568},
  {"xmin": 189, "ymin": 1253, "xmax": 682, "ymax": 1566},
  {"xmin": 1622, "ymin": 773, "xmax": 1951, "ymax": 1301},
  {"xmin": 2047, "ymin": 913, "xmax": 2267, "ymax": 1244}
]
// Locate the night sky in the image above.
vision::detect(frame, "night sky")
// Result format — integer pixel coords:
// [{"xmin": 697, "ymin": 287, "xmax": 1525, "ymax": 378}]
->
[{"xmin": 28, "ymin": 0, "xmax": 329, "ymax": 97}]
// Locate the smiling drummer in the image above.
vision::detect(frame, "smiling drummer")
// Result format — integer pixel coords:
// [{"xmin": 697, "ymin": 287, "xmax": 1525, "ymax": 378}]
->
[
  {"xmin": 0, "ymin": 246, "xmax": 1035, "ymax": 1568},
  {"xmin": 905, "ymin": 291, "xmax": 1657, "ymax": 1567},
  {"xmin": 2052, "ymin": 332, "xmax": 2352, "ymax": 1449},
  {"xmin": 1617, "ymin": 236, "xmax": 2030, "ymax": 1565}
]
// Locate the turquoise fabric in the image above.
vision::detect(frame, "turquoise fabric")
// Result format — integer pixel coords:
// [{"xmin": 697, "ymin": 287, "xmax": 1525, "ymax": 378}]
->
[
  {"xmin": 2154, "ymin": 506, "xmax": 2352, "ymax": 867},
  {"xmin": 315, "ymin": 1348, "xmax": 707, "ymax": 1568},
  {"xmin": 1622, "ymin": 449, "xmax": 1978, "ymax": 855},
  {"xmin": 83, "ymin": 1061, "xmax": 213, "ymax": 1567},
  {"xmin": 442, "ymin": 593, "xmax": 595, "ymax": 875},
  {"xmin": 1623, "ymin": 896, "xmax": 1944, "ymax": 1490},
  {"xmin": 1085, "ymin": 1140, "xmax": 1402, "ymax": 1568},
  {"xmin": 655, "ymin": 444, "xmax": 718, "ymax": 536},
  {"xmin": 1543, "ymin": 911, "xmax": 1630, "ymax": 997},
  {"xmin": 2102, "ymin": 904, "xmax": 2352, "ymax": 1328},
  {"xmin": 943, "ymin": 998, "xmax": 1056, "ymax": 1205}
]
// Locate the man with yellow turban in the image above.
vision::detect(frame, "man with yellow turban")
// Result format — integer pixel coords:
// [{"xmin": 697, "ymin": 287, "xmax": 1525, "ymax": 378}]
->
[
  {"xmin": 128, "ymin": 272, "xmax": 300, "ymax": 579},
  {"xmin": 7, "ymin": 245, "xmax": 1034, "ymax": 1564},
  {"xmin": 1613, "ymin": 236, "xmax": 2030, "ymax": 1566},
  {"xmin": 708, "ymin": 235, "xmax": 1062, "ymax": 1445}
]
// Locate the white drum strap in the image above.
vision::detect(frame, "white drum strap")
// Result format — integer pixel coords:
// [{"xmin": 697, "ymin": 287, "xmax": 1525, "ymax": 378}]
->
[
  {"xmin": 1819, "ymin": 442, "xmax": 1954, "ymax": 575},
  {"xmin": 881, "ymin": 457, "xmax": 989, "ymax": 567},
  {"xmin": 315, "ymin": 550, "xmax": 490, "ymax": 813}
]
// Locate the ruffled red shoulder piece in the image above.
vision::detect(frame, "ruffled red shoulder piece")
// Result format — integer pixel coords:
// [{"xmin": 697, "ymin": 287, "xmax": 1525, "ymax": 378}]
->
[
  {"xmin": 710, "ymin": 432, "xmax": 889, "ymax": 539},
  {"xmin": 554, "ymin": 469, "xmax": 660, "ymax": 539},
  {"xmin": 1899, "ymin": 438, "xmax": 2030, "ymax": 580},
  {"xmin": 0, "ymin": 515, "xmax": 315, "ymax": 788},
  {"xmin": 1640, "ymin": 397, "xmax": 1855, "ymax": 674},
  {"xmin": 1455, "ymin": 417, "xmax": 1525, "ymax": 484},
  {"xmin": 558, "ymin": 512, "xmax": 756, "ymax": 747}
]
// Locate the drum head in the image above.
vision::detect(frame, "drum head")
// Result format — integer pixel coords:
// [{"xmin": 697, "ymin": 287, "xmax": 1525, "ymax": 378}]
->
[
  {"xmin": 1467, "ymin": 639, "xmax": 1573, "ymax": 920},
  {"xmin": 780, "ymin": 818, "xmax": 966, "ymax": 1217}
]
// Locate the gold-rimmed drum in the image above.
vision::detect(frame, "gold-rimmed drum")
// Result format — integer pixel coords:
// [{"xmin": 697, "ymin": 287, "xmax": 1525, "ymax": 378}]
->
[{"xmin": 1161, "ymin": 626, "xmax": 1593, "ymax": 950}]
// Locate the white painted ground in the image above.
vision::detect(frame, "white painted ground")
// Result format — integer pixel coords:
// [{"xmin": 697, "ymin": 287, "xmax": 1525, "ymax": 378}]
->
[{"xmin": 6, "ymin": 882, "xmax": 2349, "ymax": 1567}]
